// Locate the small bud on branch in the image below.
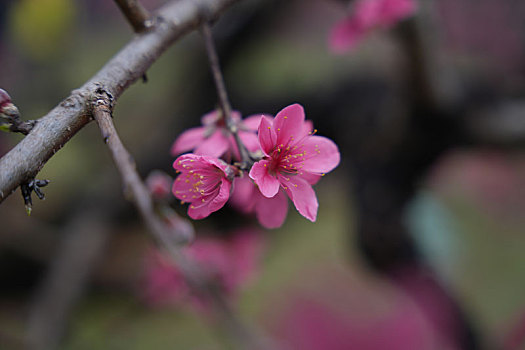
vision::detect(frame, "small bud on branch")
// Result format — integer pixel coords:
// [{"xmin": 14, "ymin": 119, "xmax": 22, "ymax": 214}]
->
[{"xmin": 0, "ymin": 88, "xmax": 36, "ymax": 135}]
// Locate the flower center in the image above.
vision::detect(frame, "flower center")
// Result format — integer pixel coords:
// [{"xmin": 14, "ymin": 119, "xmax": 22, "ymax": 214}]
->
[{"xmin": 268, "ymin": 143, "xmax": 305, "ymax": 175}]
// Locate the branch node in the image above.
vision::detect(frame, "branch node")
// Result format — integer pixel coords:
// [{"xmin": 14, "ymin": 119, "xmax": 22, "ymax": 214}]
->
[{"xmin": 113, "ymin": 0, "xmax": 153, "ymax": 33}]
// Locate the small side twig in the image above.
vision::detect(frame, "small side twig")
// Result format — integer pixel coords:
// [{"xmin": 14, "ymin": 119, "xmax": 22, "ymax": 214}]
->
[
  {"xmin": 91, "ymin": 90, "xmax": 270, "ymax": 350},
  {"xmin": 201, "ymin": 22, "xmax": 253, "ymax": 169},
  {"xmin": 113, "ymin": 0, "xmax": 152, "ymax": 32}
]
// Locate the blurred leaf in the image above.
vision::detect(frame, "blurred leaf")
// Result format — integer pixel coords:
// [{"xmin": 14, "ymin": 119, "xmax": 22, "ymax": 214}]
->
[
  {"xmin": 9, "ymin": 0, "xmax": 75, "ymax": 61},
  {"xmin": 406, "ymin": 191, "xmax": 462, "ymax": 280}
]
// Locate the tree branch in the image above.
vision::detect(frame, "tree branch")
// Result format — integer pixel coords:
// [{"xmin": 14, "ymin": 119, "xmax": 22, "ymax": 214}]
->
[
  {"xmin": 91, "ymin": 90, "xmax": 271, "ymax": 350},
  {"xmin": 113, "ymin": 0, "xmax": 152, "ymax": 33},
  {"xmin": 0, "ymin": 0, "xmax": 242, "ymax": 204},
  {"xmin": 201, "ymin": 22, "xmax": 253, "ymax": 168}
]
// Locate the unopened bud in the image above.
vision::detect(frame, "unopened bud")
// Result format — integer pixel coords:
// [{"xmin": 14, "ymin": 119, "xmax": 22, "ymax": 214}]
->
[
  {"xmin": 0, "ymin": 89, "xmax": 12, "ymax": 108},
  {"xmin": 146, "ymin": 170, "xmax": 173, "ymax": 200},
  {"xmin": 0, "ymin": 88, "xmax": 20, "ymax": 123}
]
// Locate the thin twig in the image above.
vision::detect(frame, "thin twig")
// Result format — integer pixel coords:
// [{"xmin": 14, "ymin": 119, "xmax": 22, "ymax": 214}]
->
[
  {"xmin": 0, "ymin": 0, "xmax": 243, "ymax": 203},
  {"xmin": 91, "ymin": 91, "xmax": 270, "ymax": 350},
  {"xmin": 113, "ymin": 0, "xmax": 152, "ymax": 32},
  {"xmin": 201, "ymin": 22, "xmax": 253, "ymax": 168}
]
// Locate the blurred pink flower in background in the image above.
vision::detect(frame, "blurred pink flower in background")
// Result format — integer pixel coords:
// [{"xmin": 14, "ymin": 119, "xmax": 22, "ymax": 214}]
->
[
  {"xmin": 264, "ymin": 265, "xmax": 459, "ymax": 350},
  {"xmin": 172, "ymin": 154, "xmax": 234, "ymax": 220},
  {"xmin": 329, "ymin": 0, "xmax": 417, "ymax": 53},
  {"xmin": 249, "ymin": 104, "xmax": 340, "ymax": 222},
  {"xmin": 170, "ymin": 109, "xmax": 262, "ymax": 159},
  {"xmin": 504, "ymin": 305, "xmax": 525, "ymax": 350},
  {"xmin": 275, "ymin": 297, "xmax": 436, "ymax": 350},
  {"xmin": 430, "ymin": 150, "xmax": 525, "ymax": 220},
  {"xmin": 437, "ymin": 0, "xmax": 525, "ymax": 73},
  {"xmin": 230, "ymin": 176, "xmax": 289, "ymax": 229},
  {"xmin": 142, "ymin": 228, "xmax": 264, "ymax": 308},
  {"xmin": 391, "ymin": 267, "xmax": 467, "ymax": 350}
]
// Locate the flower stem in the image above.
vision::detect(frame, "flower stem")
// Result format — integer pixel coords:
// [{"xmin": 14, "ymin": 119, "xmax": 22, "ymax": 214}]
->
[{"xmin": 201, "ymin": 22, "xmax": 253, "ymax": 169}]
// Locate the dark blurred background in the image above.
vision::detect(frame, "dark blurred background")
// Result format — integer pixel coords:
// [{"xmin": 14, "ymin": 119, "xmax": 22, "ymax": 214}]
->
[{"xmin": 1, "ymin": 0, "xmax": 525, "ymax": 349}]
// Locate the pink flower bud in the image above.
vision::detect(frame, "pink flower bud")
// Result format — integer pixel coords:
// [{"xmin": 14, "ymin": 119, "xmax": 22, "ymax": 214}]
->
[
  {"xmin": 145, "ymin": 170, "xmax": 173, "ymax": 200},
  {"xmin": 0, "ymin": 89, "xmax": 12, "ymax": 108}
]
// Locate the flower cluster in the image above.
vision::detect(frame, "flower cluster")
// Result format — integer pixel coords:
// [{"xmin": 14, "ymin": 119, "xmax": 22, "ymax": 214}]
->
[
  {"xmin": 171, "ymin": 104, "xmax": 340, "ymax": 228},
  {"xmin": 329, "ymin": 0, "xmax": 417, "ymax": 53}
]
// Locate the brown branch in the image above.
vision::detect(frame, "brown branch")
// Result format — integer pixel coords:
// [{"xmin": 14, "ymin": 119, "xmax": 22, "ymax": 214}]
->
[
  {"xmin": 91, "ymin": 91, "xmax": 272, "ymax": 350},
  {"xmin": 201, "ymin": 22, "xmax": 253, "ymax": 168},
  {"xmin": 0, "ymin": 0, "xmax": 242, "ymax": 204},
  {"xmin": 113, "ymin": 0, "xmax": 152, "ymax": 33}
]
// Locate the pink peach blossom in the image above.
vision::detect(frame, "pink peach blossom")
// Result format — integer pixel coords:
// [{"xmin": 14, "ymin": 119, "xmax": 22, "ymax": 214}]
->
[
  {"xmin": 172, "ymin": 154, "xmax": 233, "ymax": 220},
  {"xmin": 170, "ymin": 109, "xmax": 262, "ymax": 159},
  {"xmin": 230, "ymin": 176, "xmax": 289, "ymax": 229},
  {"xmin": 249, "ymin": 104, "xmax": 339, "ymax": 222},
  {"xmin": 329, "ymin": 0, "xmax": 417, "ymax": 53}
]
